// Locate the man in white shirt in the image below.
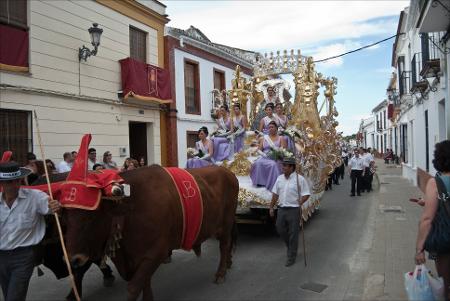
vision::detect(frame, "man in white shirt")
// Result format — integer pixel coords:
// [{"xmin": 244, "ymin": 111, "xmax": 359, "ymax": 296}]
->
[
  {"xmin": 348, "ymin": 149, "xmax": 365, "ymax": 196},
  {"xmin": 88, "ymin": 148, "xmax": 97, "ymax": 171},
  {"xmin": 0, "ymin": 161, "xmax": 60, "ymax": 301},
  {"xmin": 57, "ymin": 152, "xmax": 73, "ymax": 173},
  {"xmin": 360, "ymin": 147, "xmax": 374, "ymax": 192},
  {"xmin": 269, "ymin": 157, "xmax": 311, "ymax": 267}
]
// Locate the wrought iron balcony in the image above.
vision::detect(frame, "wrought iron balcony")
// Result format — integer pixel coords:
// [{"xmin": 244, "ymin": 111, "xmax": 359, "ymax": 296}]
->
[
  {"xmin": 399, "ymin": 71, "xmax": 412, "ymax": 97},
  {"xmin": 411, "ymin": 53, "xmax": 422, "ymax": 85},
  {"xmin": 420, "ymin": 32, "xmax": 443, "ymax": 78}
]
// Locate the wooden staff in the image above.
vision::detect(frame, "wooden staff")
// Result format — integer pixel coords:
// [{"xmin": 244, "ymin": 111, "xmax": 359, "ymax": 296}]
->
[
  {"xmin": 33, "ymin": 111, "xmax": 81, "ymax": 301},
  {"xmin": 295, "ymin": 168, "xmax": 307, "ymax": 267},
  {"xmin": 293, "ymin": 135, "xmax": 307, "ymax": 267}
]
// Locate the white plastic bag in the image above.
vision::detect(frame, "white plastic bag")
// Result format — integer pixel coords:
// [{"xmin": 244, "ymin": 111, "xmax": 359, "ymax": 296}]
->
[
  {"xmin": 427, "ymin": 270, "xmax": 444, "ymax": 301},
  {"xmin": 404, "ymin": 265, "xmax": 435, "ymax": 301}
]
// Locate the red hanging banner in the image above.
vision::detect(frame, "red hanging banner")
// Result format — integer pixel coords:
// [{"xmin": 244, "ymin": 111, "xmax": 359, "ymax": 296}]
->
[
  {"xmin": 0, "ymin": 24, "xmax": 29, "ymax": 72},
  {"xmin": 119, "ymin": 57, "xmax": 172, "ymax": 104}
]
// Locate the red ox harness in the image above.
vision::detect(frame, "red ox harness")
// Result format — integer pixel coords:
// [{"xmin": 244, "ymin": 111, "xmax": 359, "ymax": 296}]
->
[
  {"xmin": 163, "ymin": 167, "xmax": 203, "ymax": 251},
  {"xmin": 1, "ymin": 135, "xmax": 123, "ymax": 209}
]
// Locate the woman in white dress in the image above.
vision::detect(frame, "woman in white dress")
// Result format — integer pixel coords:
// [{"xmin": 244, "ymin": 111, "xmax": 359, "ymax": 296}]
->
[
  {"xmin": 212, "ymin": 105, "xmax": 232, "ymax": 161},
  {"xmin": 186, "ymin": 127, "xmax": 214, "ymax": 168},
  {"xmin": 274, "ymin": 102, "xmax": 294, "ymax": 151},
  {"xmin": 230, "ymin": 103, "xmax": 248, "ymax": 153},
  {"xmin": 258, "ymin": 103, "xmax": 279, "ymax": 135}
]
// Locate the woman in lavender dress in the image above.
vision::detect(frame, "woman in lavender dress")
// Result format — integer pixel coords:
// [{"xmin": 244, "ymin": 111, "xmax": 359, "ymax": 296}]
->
[
  {"xmin": 258, "ymin": 103, "xmax": 279, "ymax": 135},
  {"xmin": 250, "ymin": 121, "xmax": 287, "ymax": 190},
  {"xmin": 230, "ymin": 103, "xmax": 248, "ymax": 153},
  {"xmin": 274, "ymin": 102, "xmax": 294, "ymax": 151},
  {"xmin": 186, "ymin": 127, "xmax": 214, "ymax": 168},
  {"xmin": 212, "ymin": 105, "xmax": 232, "ymax": 161}
]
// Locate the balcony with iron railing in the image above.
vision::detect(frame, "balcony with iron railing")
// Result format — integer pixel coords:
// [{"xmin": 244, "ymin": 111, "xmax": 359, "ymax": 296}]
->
[
  {"xmin": 410, "ymin": 52, "xmax": 430, "ymax": 97},
  {"xmin": 399, "ymin": 71, "xmax": 412, "ymax": 97},
  {"xmin": 420, "ymin": 32, "xmax": 442, "ymax": 77},
  {"xmin": 411, "ymin": 53, "xmax": 422, "ymax": 85}
]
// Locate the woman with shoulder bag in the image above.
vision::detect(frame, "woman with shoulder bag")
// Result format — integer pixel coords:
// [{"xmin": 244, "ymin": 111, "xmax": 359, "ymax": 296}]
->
[{"xmin": 415, "ymin": 140, "xmax": 450, "ymax": 300}]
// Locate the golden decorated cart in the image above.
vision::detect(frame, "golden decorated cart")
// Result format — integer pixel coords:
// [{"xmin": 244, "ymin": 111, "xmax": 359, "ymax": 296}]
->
[{"xmin": 209, "ymin": 50, "xmax": 343, "ymax": 223}]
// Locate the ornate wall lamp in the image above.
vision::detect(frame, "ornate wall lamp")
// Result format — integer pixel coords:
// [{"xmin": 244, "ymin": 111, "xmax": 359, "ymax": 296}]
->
[
  {"xmin": 79, "ymin": 23, "xmax": 103, "ymax": 61},
  {"xmin": 411, "ymin": 78, "xmax": 438, "ymax": 102}
]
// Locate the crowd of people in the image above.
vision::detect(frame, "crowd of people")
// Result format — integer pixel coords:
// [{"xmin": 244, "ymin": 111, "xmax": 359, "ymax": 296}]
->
[
  {"xmin": 346, "ymin": 147, "xmax": 375, "ymax": 197},
  {"xmin": 19, "ymin": 149, "xmax": 148, "ymax": 185}
]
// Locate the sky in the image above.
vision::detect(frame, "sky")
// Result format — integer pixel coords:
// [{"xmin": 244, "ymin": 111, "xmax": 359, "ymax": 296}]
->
[{"xmin": 162, "ymin": 0, "xmax": 409, "ymax": 135}]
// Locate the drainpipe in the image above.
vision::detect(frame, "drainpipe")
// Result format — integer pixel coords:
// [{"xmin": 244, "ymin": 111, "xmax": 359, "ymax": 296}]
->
[{"xmin": 447, "ymin": 44, "xmax": 450, "ymax": 139}]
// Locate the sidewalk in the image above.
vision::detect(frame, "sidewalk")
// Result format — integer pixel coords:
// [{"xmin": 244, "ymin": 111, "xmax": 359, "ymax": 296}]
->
[{"xmin": 361, "ymin": 159, "xmax": 425, "ymax": 300}]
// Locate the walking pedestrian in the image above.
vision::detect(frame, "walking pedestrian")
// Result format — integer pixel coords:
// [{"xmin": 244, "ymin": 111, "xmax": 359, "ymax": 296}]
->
[
  {"xmin": 269, "ymin": 157, "xmax": 311, "ymax": 267},
  {"xmin": 332, "ymin": 166, "xmax": 340, "ymax": 185},
  {"xmin": 342, "ymin": 149, "xmax": 349, "ymax": 167},
  {"xmin": 348, "ymin": 149, "xmax": 365, "ymax": 196},
  {"xmin": 0, "ymin": 161, "xmax": 60, "ymax": 301},
  {"xmin": 362, "ymin": 148, "xmax": 374, "ymax": 192},
  {"xmin": 415, "ymin": 140, "xmax": 450, "ymax": 301}
]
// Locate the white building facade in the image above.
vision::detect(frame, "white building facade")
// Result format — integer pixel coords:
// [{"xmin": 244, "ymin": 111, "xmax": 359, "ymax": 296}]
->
[
  {"xmin": 389, "ymin": 0, "xmax": 449, "ymax": 184},
  {"xmin": 165, "ymin": 26, "xmax": 254, "ymax": 168},
  {"xmin": 371, "ymin": 100, "xmax": 393, "ymax": 155},
  {"xmin": 0, "ymin": 0, "xmax": 170, "ymax": 166},
  {"xmin": 359, "ymin": 116, "xmax": 376, "ymax": 150}
]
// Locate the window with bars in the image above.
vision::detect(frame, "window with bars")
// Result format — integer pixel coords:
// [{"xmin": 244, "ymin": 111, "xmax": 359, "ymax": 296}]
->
[
  {"xmin": 0, "ymin": 109, "xmax": 32, "ymax": 165},
  {"xmin": 129, "ymin": 26, "xmax": 147, "ymax": 63},
  {"xmin": 0, "ymin": 0, "xmax": 27, "ymax": 29},
  {"xmin": 184, "ymin": 60, "xmax": 200, "ymax": 114}
]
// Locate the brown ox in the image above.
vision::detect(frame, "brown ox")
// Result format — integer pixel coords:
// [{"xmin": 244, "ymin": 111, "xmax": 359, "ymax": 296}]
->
[{"xmin": 64, "ymin": 165, "xmax": 238, "ymax": 301}]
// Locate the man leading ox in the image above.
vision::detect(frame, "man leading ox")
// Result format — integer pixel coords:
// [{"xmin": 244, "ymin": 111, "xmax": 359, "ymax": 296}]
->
[
  {"xmin": 270, "ymin": 157, "xmax": 311, "ymax": 267},
  {"xmin": 0, "ymin": 162, "xmax": 60, "ymax": 301}
]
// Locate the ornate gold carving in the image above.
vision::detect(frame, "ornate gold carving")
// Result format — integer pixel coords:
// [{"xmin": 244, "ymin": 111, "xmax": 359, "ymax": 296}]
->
[
  {"xmin": 227, "ymin": 151, "xmax": 252, "ymax": 176},
  {"xmin": 212, "ymin": 49, "xmax": 343, "ymax": 198}
]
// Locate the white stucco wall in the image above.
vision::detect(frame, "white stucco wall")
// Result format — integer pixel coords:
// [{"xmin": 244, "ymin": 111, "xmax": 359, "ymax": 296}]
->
[
  {"xmin": 173, "ymin": 48, "xmax": 251, "ymax": 168},
  {"xmin": 392, "ymin": 6, "xmax": 449, "ymax": 184},
  {"xmin": 0, "ymin": 0, "xmax": 164, "ymax": 166},
  {"xmin": 1, "ymin": 90, "xmax": 161, "ymax": 166}
]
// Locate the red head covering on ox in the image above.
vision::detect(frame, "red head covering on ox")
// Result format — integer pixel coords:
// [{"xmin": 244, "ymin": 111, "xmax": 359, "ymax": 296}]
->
[{"xmin": 60, "ymin": 134, "xmax": 102, "ymax": 210}]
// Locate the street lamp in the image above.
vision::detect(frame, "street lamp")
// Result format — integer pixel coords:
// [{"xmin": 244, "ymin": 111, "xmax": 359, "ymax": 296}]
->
[{"xmin": 79, "ymin": 23, "xmax": 103, "ymax": 61}]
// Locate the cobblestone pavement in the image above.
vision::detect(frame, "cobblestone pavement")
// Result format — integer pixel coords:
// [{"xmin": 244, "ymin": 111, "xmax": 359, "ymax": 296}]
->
[{"xmin": 6, "ymin": 160, "xmax": 424, "ymax": 300}]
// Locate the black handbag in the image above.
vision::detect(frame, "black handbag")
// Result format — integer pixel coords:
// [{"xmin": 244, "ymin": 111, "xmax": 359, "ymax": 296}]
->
[{"xmin": 424, "ymin": 174, "xmax": 450, "ymax": 254}]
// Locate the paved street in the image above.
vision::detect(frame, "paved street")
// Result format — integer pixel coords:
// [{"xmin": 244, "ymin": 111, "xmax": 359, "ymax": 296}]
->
[{"xmin": 22, "ymin": 161, "xmax": 423, "ymax": 301}]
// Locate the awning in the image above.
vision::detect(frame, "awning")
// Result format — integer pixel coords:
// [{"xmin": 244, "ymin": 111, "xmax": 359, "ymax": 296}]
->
[{"xmin": 119, "ymin": 57, "xmax": 172, "ymax": 104}]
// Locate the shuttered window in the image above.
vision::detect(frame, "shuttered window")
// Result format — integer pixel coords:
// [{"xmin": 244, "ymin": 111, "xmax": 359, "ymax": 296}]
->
[
  {"xmin": 0, "ymin": 0, "xmax": 27, "ymax": 29},
  {"xmin": 213, "ymin": 69, "xmax": 225, "ymax": 90},
  {"xmin": 129, "ymin": 26, "xmax": 147, "ymax": 63},
  {"xmin": 184, "ymin": 60, "xmax": 200, "ymax": 114},
  {"xmin": 186, "ymin": 131, "xmax": 198, "ymax": 148},
  {"xmin": 0, "ymin": 109, "xmax": 32, "ymax": 165}
]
